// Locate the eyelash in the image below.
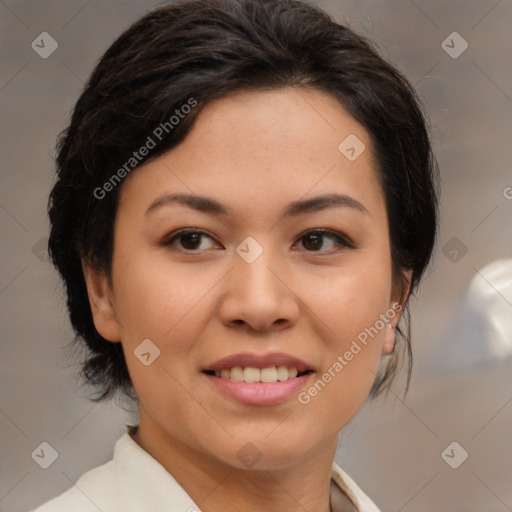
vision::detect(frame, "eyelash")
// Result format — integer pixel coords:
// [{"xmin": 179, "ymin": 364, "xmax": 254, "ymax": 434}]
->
[{"xmin": 162, "ymin": 228, "xmax": 355, "ymax": 253}]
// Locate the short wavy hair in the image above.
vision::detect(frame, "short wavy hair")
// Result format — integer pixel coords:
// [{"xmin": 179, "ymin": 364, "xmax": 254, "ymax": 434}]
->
[{"xmin": 48, "ymin": 0, "xmax": 439, "ymax": 401}]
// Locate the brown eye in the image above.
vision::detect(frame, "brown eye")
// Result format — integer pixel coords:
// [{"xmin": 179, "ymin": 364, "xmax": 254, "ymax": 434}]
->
[
  {"xmin": 302, "ymin": 232, "xmax": 323, "ymax": 251},
  {"xmin": 296, "ymin": 230, "xmax": 353, "ymax": 252},
  {"xmin": 163, "ymin": 229, "xmax": 220, "ymax": 252},
  {"xmin": 179, "ymin": 232, "xmax": 203, "ymax": 250}
]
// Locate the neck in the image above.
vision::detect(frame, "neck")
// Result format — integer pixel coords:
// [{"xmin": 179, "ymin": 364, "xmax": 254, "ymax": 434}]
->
[{"xmin": 132, "ymin": 420, "xmax": 338, "ymax": 512}]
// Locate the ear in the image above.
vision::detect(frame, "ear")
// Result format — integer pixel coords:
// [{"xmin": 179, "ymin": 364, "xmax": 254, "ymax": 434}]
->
[
  {"xmin": 81, "ymin": 259, "xmax": 122, "ymax": 342},
  {"xmin": 382, "ymin": 269, "xmax": 413, "ymax": 355}
]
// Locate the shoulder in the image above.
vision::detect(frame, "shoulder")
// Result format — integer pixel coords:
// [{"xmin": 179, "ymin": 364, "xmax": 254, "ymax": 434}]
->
[
  {"xmin": 29, "ymin": 432, "xmax": 201, "ymax": 512},
  {"xmin": 30, "ymin": 450, "xmax": 118, "ymax": 511},
  {"xmin": 331, "ymin": 461, "xmax": 382, "ymax": 512}
]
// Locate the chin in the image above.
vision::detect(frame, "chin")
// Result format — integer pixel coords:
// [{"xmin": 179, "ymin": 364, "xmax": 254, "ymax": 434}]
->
[
  {"xmin": 212, "ymin": 430, "xmax": 322, "ymax": 472},
  {"xmin": 224, "ymin": 448, "xmax": 306, "ymax": 472}
]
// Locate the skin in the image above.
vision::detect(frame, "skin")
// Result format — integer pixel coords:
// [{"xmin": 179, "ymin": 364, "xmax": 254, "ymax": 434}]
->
[{"xmin": 83, "ymin": 88, "xmax": 412, "ymax": 512}]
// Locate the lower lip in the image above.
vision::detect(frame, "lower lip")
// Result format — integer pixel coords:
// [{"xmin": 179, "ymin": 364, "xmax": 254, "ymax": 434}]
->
[{"xmin": 204, "ymin": 372, "xmax": 314, "ymax": 405}]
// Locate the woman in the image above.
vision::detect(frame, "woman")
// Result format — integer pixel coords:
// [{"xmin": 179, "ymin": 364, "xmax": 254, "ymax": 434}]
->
[{"xmin": 33, "ymin": 0, "xmax": 438, "ymax": 510}]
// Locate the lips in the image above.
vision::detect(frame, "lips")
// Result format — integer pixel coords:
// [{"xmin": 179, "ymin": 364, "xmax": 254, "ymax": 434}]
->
[
  {"xmin": 202, "ymin": 356, "xmax": 313, "ymax": 406},
  {"xmin": 202, "ymin": 353, "xmax": 315, "ymax": 405},
  {"xmin": 203, "ymin": 352, "xmax": 314, "ymax": 384}
]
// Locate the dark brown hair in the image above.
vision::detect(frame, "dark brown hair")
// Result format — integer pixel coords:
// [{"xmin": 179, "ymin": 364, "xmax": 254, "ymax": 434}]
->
[{"xmin": 48, "ymin": 0, "xmax": 439, "ymax": 401}]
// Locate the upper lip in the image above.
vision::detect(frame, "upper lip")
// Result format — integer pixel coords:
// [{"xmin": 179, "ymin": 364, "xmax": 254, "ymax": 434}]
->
[{"xmin": 203, "ymin": 352, "xmax": 314, "ymax": 373}]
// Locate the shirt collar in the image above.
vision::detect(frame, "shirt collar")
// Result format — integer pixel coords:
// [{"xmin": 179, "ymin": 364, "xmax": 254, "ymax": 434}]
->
[{"xmin": 113, "ymin": 432, "xmax": 380, "ymax": 512}]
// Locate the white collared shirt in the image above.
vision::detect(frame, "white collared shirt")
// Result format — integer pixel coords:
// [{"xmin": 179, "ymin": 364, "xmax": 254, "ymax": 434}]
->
[{"xmin": 31, "ymin": 433, "xmax": 381, "ymax": 512}]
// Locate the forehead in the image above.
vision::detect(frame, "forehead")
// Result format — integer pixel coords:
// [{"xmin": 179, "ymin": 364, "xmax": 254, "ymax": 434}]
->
[{"xmin": 117, "ymin": 88, "xmax": 385, "ymax": 221}]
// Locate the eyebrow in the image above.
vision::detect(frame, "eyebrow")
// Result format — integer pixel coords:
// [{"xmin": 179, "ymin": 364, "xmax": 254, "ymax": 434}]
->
[
  {"xmin": 284, "ymin": 193, "xmax": 368, "ymax": 217},
  {"xmin": 146, "ymin": 192, "xmax": 368, "ymax": 217},
  {"xmin": 146, "ymin": 193, "xmax": 231, "ymax": 216}
]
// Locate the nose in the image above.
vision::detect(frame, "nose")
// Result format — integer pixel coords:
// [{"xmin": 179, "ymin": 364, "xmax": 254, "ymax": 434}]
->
[{"xmin": 218, "ymin": 249, "xmax": 300, "ymax": 333}]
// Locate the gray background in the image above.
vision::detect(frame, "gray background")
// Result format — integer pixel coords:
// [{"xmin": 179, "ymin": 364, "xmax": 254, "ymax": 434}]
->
[{"xmin": 1, "ymin": 0, "xmax": 511, "ymax": 510}]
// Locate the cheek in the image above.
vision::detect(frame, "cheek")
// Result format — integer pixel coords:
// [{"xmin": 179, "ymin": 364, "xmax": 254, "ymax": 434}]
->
[
  {"xmin": 301, "ymin": 257, "xmax": 392, "ymax": 345},
  {"xmin": 293, "ymin": 259, "xmax": 392, "ymax": 426},
  {"xmin": 110, "ymin": 253, "xmax": 226, "ymax": 400},
  {"xmin": 111, "ymin": 251, "xmax": 217, "ymax": 344},
  {"xmin": 112, "ymin": 257, "xmax": 216, "ymax": 411}
]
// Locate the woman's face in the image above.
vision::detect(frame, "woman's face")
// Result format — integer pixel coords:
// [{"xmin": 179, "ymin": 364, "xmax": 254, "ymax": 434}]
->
[{"xmin": 86, "ymin": 88, "xmax": 408, "ymax": 470}]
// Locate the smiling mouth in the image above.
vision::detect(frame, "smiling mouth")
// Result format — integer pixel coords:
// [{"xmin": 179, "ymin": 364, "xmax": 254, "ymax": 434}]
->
[{"xmin": 203, "ymin": 366, "xmax": 314, "ymax": 383}]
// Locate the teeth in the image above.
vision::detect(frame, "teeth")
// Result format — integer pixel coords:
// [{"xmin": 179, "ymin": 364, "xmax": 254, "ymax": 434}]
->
[
  {"xmin": 260, "ymin": 367, "xmax": 278, "ymax": 383},
  {"xmin": 231, "ymin": 367, "xmax": 244, "ymax": 382},
  {"xmin": 276, "ymin": 365, "xmax": 289, "ymax": 381},
  {"xmin": 243, "ymin": 367, "xmax": 260, "ymax": 383},
  {"xmin": 288, "ymin": 367, "xmax": 298, "ymax": 378},
  {"xmin": 215, "ymin": 366, "xmax": 304, "ymax": 383}
]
